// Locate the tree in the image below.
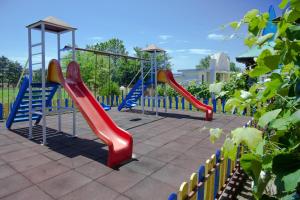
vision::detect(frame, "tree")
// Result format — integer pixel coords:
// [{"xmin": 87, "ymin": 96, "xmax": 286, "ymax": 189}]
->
[
  {"xmin": 0, "ymin": 56, "xmax": 22, "ymax": 86},
  {"xmin": 229, "ymin": 62, "xmax": 241, "ymax": 72},
  {"xmin": 195, "ymin": 56, "xmax": 211, "ymax": 70}
]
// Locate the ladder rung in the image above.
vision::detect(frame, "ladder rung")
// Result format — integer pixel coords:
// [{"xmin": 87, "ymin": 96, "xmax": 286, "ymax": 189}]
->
[
  {"xmin": 32, "ymin": 52, "xmax": 42, "ymax": 56},
  {"xmin": 31, "ymin": 43, "xmax": 42, "ymax": 47}
]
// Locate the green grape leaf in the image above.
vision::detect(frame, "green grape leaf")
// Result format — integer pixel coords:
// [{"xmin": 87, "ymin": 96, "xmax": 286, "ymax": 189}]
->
[
  {"xmin": 240, "ymin": 154, "xmax": 262, "ymax": 184},
  {"xmin": 258, "ymin": 109, "xmax": 282, "ymax": 127},
  {"xmin": 230, "ymin": 21, "xmax": 240, "ymax": 29},
  {"xmin": 209, "ymin": 128, "xmax": 223, "ymax": 144},
  {"xmin": 270, "ymin": 117, "xmax": 290, "ymax": 131},
  {"xmin": 289, "ymin": 110, "xmax": 300, "ymax": 124},
  {"xmin": 279, "ymin": 0, "xmax": 289, "ymax": 9},
  {"xmin": 231, "ymin": 127, "xmax": 263, "ymax": 151},
  {"xmin": 257, "ymin": 33, "xmax": 274, "ymax": 46},
  {"xmin": 244, "ymin": 9, "xmax": 260, "ymax": 23},
  {"xmin": 223, "ymin": 138, "xmax": 237, "ymax": 160}
]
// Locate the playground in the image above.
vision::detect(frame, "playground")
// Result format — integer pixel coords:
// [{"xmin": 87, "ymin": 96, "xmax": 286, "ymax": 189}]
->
[
  {"xmin": 1, "ymin": 1, "xmax": 299, "ymax": 200},
  {"xmin": 0, "ymin": 107, "xmax": 249, "ymax": 200}
]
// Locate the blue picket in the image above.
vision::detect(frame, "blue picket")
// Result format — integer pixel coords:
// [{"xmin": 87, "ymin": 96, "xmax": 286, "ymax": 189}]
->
[
  {"xmin": 111, "ymin": 95, "xmax": 114, "ymax": 106},
  {"xmin": 227, "ymin": 159, "xmax": 231, "ymax": 178},
  {"xmin": 102, "ymin": 96, "xmax": 105, "ymax": 103},
  {"xmin": 197, "ymin": 165, "xmax": 205, "ymax": 200},
  {"xmin": 212, "ymin": 98, "xmax": 217, "ymax": 113},
  {"xmin": 106, "ymin": 96, "xmax": 109, "ymax": 105},
  {"xmin": 116, "ymin": 96, "xmax": 119, "ymax": 106},
  {"xmin": 158, "ymin": 98, "xmax": 161, "ymax": 108},
  {"xmin": 148, "ymin": 98, "xmax": 150, "ymax": 107},
  {"xmin": 168, "ymin": 193, "xmax": 177, "ymax": 200},
  {"xmin": 163, "ymin": 98, "xmax": 166, "ymax": 108},
  {"xmin": 203, "ymin": 98, "xmax": 209, "ymax": 105},
  {"xmin": 65, "ymin": 98, "xmax": 69, "ymax": 107},
  {"xmin": 214, "ymin": 150, "xmax": 221, "ymax": 198},
  {"xmin": 181, "ymin": 97, "xmax": 185, "ymax": 110},
  {"xmin": 97, "ymin": 96, "xmax": 100, "ymax": 102},
  {"xmin": 189, "ymin": 102, "xmax": 192, "ymax": 110},
  {"xmin": 175, "ymin": 96, "xmax": 178, "ymax": 109},
  {"xmin": 221, "ymin": 98, "xmax": 226, "ymax": 113},
  {"xmin": 169, "ymin": 96, "xmax": 172, "ymax": 109},
  {"xmin": 0, "ymin": 103, "xmax": 3, "ymax": 120}
]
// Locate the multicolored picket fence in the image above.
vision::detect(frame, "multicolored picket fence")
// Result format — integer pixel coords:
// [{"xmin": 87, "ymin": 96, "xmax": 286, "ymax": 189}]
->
[
  {"xmin": 167, "ymin": 120, "xmax": 252, "ymax": 200},
  {"xmin": 0, "ymin": 94, "xmax": 257, "ymax": 120}
]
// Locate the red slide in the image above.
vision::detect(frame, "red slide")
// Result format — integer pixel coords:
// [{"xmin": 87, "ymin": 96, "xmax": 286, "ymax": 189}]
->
[
  {"xmin": 158, "ymin": 70, "xmax": 213, "ymax": 120},
  {"xmin": 48, "ymin": 60, "xmax": 132, "ymax": 167}
]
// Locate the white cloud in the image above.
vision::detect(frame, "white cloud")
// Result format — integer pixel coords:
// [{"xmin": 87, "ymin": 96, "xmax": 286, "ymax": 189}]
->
[
  {"xmin": 158, "ymin": 34, "xmax": 173, "ymax": 40},
  {"xmin": 188, "ymin": 49, "xmax": 213, "ymax": 55},
  {"xmin": 207, "ymin": 33, "xmax": 226, "ymax": 40}
]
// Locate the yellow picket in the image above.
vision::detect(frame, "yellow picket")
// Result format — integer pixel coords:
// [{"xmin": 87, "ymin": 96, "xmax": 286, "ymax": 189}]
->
[
  {"xmin": 178, "ymin": 182, "xmax": 189, "ymax": 200},
  {"xmin": 209, "ymin": 154, "xmax": 216, "ymax": 200},
  {"xmin": 218, "ymin": 150, "xmax": 226, "ymax": 193},
  {"xmin": 189, "ymin": 173, "xmax": 198, "ymax": 200},
  {"xmin": 204, "ymin": 158, "xmax": 210, "ymax": 200}
]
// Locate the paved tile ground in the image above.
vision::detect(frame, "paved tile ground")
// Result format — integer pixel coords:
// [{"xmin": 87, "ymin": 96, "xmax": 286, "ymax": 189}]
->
[{"xmin": 0, "ymin": 108, "xmax": 250, "ymax": 200}]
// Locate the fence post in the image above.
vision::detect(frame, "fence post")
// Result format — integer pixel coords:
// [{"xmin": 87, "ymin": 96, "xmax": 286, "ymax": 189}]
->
[
  {"xmin": 197, "ymin": 165, "xmax": 205, "ymax": 200},
  {"xmin": 221, "ymin": 98, "xmax": 226, "ymax": 113},
  {"xmin": 214, "ymin": 150, "xmax": 221, "ymax": 198},
  {"xmin": 212, "ymin": 98, "xmax": 217, "ymax": 113},
  {"xmin": 189, "ymin": 173, "xmax": 197, "ymax": 200},
  {"xmin": 178, "ymin": 182, "xmax": 188, "ymax": 200},
  {"xmin": 203, "ymin": 98, "xmax": 209, "ymax": 105},
  {"xmin": 111, "ymin": 95, "xmax": 114, "ymax": 106},
  {"xmin": 0, "ymin": 103, "xmax": 3, "ymax": 120},
  {"xmin": 175, "ymin": 96, "xmax": 178, "ymax": 109},
  {"xmin": 168, "ymin": 193, "xmax": 177, "ymax": 200},
  {"xmin": 65, "ymin": 98, "xmax": 69, "ymax": 108},
  {"xmin": 181, "ymin": 97, "xmax": 185, "ymax": 110}
]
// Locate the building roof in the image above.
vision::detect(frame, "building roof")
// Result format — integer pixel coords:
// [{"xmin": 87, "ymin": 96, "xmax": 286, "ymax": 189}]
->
[
  {"xmin": 26, "ymin": 16, "xmax": 76, "ymax": 33},
  {"xmin": 142, "ymin": 44, "xmax": 165, "ymax": 52},
  {"xmin": 236, "ymin": 42, "xmax": 275, "ymax": 63}
]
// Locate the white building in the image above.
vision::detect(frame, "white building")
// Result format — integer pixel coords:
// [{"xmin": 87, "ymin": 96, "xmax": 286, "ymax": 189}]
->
[{"xmin": 174, "ymin": 52, "xmax": 231, "ymax": 84}]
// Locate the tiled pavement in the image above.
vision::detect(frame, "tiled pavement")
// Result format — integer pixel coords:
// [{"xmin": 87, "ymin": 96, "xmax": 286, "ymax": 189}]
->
[{"xmin": 0, "ymin": 108, "xmax": 250, "ymax": 200}]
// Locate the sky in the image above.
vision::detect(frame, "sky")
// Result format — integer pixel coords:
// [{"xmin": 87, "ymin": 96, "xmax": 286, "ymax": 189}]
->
[{"xmin": 0, "ymin": 0, "xmax": 282, "ymax": 72}]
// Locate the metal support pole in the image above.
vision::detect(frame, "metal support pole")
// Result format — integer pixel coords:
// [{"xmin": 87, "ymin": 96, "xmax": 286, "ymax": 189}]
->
[
  {"xmin": 57, "ymin": 33, "xmax": 62, "ymax": 132},
  {"xmin": 151, "ymin": 54, "xmax": 154, "ymax": 112},
  {"xmin": 164, "ymin": 52, "xmax": 167, "ymax": 113},
  {"xmin": 41, "ymin": 23, "xmax": 47, "ymax": 145},
  {"xmin": 72, "ymin": 30, "xmax": 76, "ymax": 137},
  {"xmin": 141, "ymin": 59, "xmax": 144, "ymax": 114},
  {"xmin": 154, "ymin": 51, "xmax": 158, "ymax": 117},
  {"xmin": 28, "ymin": 28, "xmax": 33, "ymax": 139}
]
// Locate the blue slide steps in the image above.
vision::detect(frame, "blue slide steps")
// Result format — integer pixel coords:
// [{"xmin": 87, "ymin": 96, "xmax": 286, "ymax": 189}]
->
[
  {"xmin": 6, "ymin": 76, "xmax": 58, "ymax": 129},
  {"xmin": 118, "ymin": 79, "xmax": 153, "ymax": 111}
]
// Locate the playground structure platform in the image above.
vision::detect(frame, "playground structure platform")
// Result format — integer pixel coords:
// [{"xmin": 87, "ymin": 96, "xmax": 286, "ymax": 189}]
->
[{"xmin": 0, "ymin": 108, "xmax": 249, "ymax": 200}]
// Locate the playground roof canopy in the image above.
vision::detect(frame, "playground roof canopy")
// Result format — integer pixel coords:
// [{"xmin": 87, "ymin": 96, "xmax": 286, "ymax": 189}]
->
[
  {"xmin": 143, "ymin": 44, "xmax": 165, "ymax": 53},
  {"xmin": 26, "ymin": 16, "xmax": 76, "ymax": 33}
]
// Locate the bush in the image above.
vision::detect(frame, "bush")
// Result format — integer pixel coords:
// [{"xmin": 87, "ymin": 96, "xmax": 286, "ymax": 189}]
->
[
  {"xmin": 186, "ymin": 81, "xmax": 210, "ymax": 99},
  {"xmin": 99, "ymin": 82, "xmax": 120, "ymax": 96}
]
